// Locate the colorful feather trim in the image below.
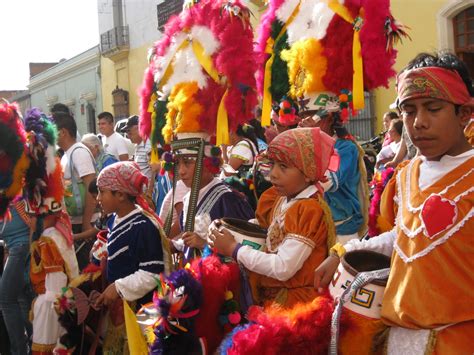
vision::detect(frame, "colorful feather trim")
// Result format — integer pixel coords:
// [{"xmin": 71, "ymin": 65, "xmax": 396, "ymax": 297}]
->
[{"xmin": 0, "ymin": 101, "xmax": 28, "ymax": 216}]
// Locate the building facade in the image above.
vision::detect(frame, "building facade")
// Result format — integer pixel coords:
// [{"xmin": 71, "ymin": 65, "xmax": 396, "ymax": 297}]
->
[
  {"xmin": 29, "ymin": 46, "xmax": 103, "ymax": 135},
  {"xmin": 98, "ymin": 0, "xmax": 163, "ymax": 121},
  {"xmin": 373, "ymin": 0, "xmax": 474, "ymax": 133}
]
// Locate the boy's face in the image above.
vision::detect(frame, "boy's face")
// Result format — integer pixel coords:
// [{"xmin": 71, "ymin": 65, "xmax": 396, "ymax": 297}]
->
[
  {"xmin": 176, "ymin": 156, "xmax": 197, "ymax": 188},
  {"xmin": 400, "ymin": 98, "xmax": 472, "ymax": 161},
  {"xmin": 269, "ymin": 160, "xmax": 310, "ymax": 198},
  {"xmin": 97, "ymin": 188, "xmax": 120, "ymax": 215}
]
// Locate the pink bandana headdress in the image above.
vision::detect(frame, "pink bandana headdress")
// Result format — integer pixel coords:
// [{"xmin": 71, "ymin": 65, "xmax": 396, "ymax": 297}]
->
[{"xmin": 266, "ymin": 127, "xmax": 340, "ymax": 193}]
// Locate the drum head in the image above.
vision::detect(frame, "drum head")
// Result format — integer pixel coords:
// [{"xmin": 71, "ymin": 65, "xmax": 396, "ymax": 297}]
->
[
  {"xmin": 342, "ymin": 250, "xmax": 390, "ymax": 286},
  {"xmin": 220, "ymin": 218, "xmax": 267, "ymax": 239}
]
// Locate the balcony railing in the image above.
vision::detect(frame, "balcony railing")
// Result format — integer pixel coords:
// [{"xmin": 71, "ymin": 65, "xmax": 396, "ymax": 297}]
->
[{"xmin": 100, "ymin": 26, "xmax": 129, "ymax": 58}]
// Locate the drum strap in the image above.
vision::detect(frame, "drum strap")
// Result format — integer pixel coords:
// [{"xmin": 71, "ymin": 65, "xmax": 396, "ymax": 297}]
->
[{"xmin": 329, "ymin": 268, "xmax": 390, "ymax": 355}]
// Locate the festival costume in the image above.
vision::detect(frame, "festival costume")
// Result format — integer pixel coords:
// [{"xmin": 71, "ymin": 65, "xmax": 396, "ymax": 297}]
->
[
  {"xmin": 136, "ymin": 1, "xmax": 260, "ymax": 351},
  {"xmin": 21, "ymin": 108, "xmax": 79, "ymax": 354},
  {"xmin": 138, "ymin": 0, "xmax": 258, "ymax": 244},
  {"xmin": 336, "ymin": 66, "xmax": 474, "ymax": 354},
  {"xmin": 248, "ymin": 185, "xmax": 333, "ymax": 307},
  {"xmin": 95, "ymin": 161, "xmax": 169, "ymax": 353},
  {"xmin": 342, "ymin": 152, "xmax": 474, "ymax": 354},
  {"xmin": 232, "ymin": 128, "xmax": 338, "ymax": 308}
]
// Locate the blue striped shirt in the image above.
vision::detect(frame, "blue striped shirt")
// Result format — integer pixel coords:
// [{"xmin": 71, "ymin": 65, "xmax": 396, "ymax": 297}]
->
[{"xmin": 106, "ymin": 209, "xmax": 164, "ymax": 283}]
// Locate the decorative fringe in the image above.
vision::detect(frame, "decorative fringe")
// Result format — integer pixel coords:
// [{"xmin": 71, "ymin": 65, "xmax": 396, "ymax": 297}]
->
[
  {"xmin": 424, "ymin": 330, "xmax": 437, "ymax": 355},
  {"xmin": 316, "ymin": 193, "xmax": 336, "ymax": 251},
  {"xmin": 355, "ymin": 142, "xmax": 370, "ymax": 237}
]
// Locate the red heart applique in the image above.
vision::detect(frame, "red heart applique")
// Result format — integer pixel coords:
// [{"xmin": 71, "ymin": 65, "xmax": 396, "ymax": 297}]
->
[{"xmin": 420, "ymin": 194, "xmax": 457, "ymax": 239}]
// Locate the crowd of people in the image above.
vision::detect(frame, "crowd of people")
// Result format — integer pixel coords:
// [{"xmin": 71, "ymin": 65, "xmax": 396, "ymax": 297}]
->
[{"xmin": 1, "ymin": 0, "xmax": 473, "ymax": 354}]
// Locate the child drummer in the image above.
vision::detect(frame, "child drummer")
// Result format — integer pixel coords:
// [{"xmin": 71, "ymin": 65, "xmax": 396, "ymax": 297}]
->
[
  {"xmin": 210, "ymin": 127, "xmax": 339, "ymax": 308},
  {"xmin": 314, "ymin": 52, "xmax": 474, "ymax": 353}
]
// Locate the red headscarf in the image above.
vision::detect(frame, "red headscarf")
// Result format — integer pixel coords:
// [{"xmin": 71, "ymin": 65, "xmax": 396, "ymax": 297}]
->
[
  {"xmin": 266, "ymin": 128, "xmax": 340, "ymax": 192},
  {"xmin": 97, "ymin": 162, "xmax": 161, "ymax": 223},
  {"xmin": 396, "ymin": 66, "xmax": 474, "ymax": 108}
]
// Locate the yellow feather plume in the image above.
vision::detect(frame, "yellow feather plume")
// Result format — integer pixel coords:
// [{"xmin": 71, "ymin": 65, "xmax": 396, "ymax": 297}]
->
[
  {"xmin": 163, "ymin": 82, "xmax": 203, "ymax": 143},
  {"xmin": 281, "ymin": 38, "xmax": 328, "ymax": 98}
]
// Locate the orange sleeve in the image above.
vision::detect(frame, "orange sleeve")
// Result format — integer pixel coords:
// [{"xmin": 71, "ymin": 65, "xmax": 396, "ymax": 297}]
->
[
  {"xmin": 283, "ymin": 199, "xmax": 327, "ymax": 249},
  {"xmin": 256, "ymin": 187, "xmax": 280, "ymax": 229},
  {"xmin": 39, "ymin": 237, "xmax": 65, "ymax": 274}
]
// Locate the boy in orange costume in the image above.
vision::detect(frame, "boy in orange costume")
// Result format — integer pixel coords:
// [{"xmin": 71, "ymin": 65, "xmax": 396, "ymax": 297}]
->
[
  {"xmin": 211, "ymin": 127, "xmax": 339, "ymax": 308},
  {"xmin": 315, "ymin": 52, "xmax": 474, "ymax": 354}
]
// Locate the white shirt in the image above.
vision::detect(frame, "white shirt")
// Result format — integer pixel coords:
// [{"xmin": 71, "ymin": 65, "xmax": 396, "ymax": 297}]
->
[
  {"xmin": 418, "ymin": 149, "xmax": 474, "ymax": 190},
  {"xmin": 236, "ymin": 185, "xmax": 317, "ymax": 281},
  {"xmin": 61, "ymin": 143, "xmax": 96, "ymax": 181},
  {"xmin": 377, "ymin": 141, "xmax": 401, "ymax": 163},
  {"xmin": 134, "ymin": 139, "xmax": 152, "ymax": 179},
  {"xmin": 159, "ymin": 180, "xmax": 190, "ymax": 224},
  {"xmin": 102, "ymin": 132, "xmax": 130, "ymax": 160}
]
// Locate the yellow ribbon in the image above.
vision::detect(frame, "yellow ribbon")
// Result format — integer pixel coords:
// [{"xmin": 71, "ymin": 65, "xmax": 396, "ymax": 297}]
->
[
  {"xmin": 192, "ymin": 39, "xmax": 230, "ymax": 145},
  {"xmin": 328, "ymin": 0, "xmax": 365, "ymax": 110},
  {"xmin": 261, "ymin": 2, "xmax": 302, "ymax": 127},
  {"xmin": 124, "ymin": 300, "xmax": 148, "ymax": 354},
  {"xmin": 148, "ymin": 33, "xmax": 230, "ymax": 144}
]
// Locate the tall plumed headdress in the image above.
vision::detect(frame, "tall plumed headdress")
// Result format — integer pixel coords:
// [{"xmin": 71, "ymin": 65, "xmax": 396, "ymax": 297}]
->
[
  {"xmin": 23, "ymin": 108, "xmax": 64, "ymax": 215},
  {"xmin": 256, "ymin": 0, "xmax": 410, "ymax": 124},
  {"xmin": 0, "ymin": 101, "xmax": 29, "ymax": 217},
  {"xmin": 139, "ymin": 0, "xmax": 258, "ymax": 151}
]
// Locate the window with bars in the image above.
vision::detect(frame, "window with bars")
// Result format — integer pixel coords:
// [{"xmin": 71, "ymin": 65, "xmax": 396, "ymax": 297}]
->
[{"xmin": 454, "ymin": 7, "xmax": 474, "ymax": 52}]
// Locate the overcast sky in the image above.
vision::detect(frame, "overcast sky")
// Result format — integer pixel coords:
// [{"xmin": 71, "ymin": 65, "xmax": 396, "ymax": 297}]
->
[{"xmin": 0, "ymin": 0, "xmax": 100, "ymax": 90}]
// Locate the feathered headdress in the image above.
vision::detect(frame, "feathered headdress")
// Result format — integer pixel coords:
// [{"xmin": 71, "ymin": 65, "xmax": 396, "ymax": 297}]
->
[
  {"xmin": 256, "ymin": 0, "xmax": 410, "ymax": 125},
  {"xmin": 23, "ymin": 108, "xmax": 64, "ymax": 215},
  {"xmin": 139, "ymin": 0, "xmax": 258, "ymax": 152},
  {"xmin": 0, "ymin": 101, "xmax": 29, "ymax": 217}
]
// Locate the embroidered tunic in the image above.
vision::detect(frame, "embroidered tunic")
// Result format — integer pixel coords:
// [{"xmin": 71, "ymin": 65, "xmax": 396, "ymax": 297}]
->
[
  {"xmin": 346, "ymin": 152, "xmax": 474, "ymax": 353},
  {"xmin": 239, "ymin": 186, "xmax": 331, "ymax": 308}
]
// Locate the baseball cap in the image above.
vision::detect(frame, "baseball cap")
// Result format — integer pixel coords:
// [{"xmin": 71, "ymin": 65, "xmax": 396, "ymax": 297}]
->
[{"xmin": 121, "ymin": 115, "xmax": 139, "ymax": 132}]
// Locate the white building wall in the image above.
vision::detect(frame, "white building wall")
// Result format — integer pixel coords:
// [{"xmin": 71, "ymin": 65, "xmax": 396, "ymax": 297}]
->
[{"xmin": 29, "ymin": 46, "xmax": 103, "ymax": 135}]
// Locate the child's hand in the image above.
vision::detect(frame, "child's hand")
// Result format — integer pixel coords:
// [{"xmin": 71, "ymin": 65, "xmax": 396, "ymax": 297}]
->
[
  {"xmin": 182, "ymin": 232, "xmax": 207, "ymax": 249},
  {"xmin": 313, "ymin": 255, "xmax": 340, "ymax": 293},
  {"xmin": 94, "ymin": 283, "xmax": 120, "ymax": 308},
  {"xmin": 208, "ymin": 228, "xmax": 237, "ymax": 257}
]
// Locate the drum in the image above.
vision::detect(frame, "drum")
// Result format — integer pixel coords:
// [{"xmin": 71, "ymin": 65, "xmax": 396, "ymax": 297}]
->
[
  {"xmin": 136, "ymin": 302, "xmax": 159, "ymax": 336},
  {"xmin": 220, "ymin": 218, "xmax": 267, "ymax": 251},
  {"xmin": 329, "ymin": 250, "xmax": 390, "ymax": 319}
]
